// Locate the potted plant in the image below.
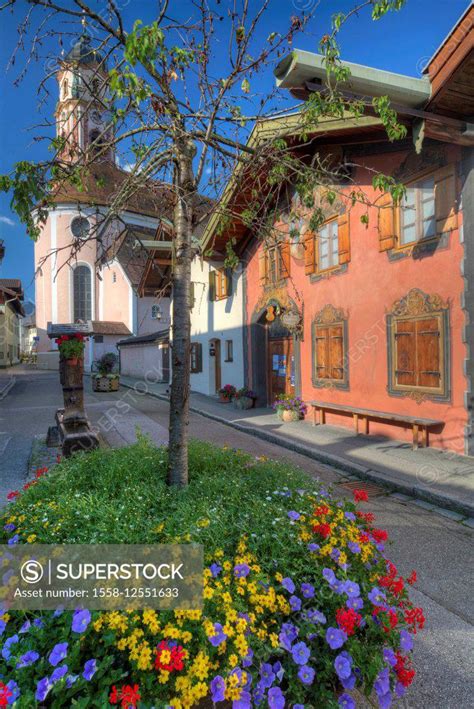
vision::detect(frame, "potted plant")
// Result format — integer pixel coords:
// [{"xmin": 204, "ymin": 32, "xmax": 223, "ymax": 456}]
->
[
  {"xmin": 233, "ymin": 386, "xmax": 257, "ymax": 410},
  {"xmin": 273, "ymin": 394, "xmax": 307, "ymax": 422},
  {"xmin": 218, "ymin": 384, "xmax": 236, "ymax": 403},
  {"xmin": 92, "ymin": 352, "xmax": 120, "ymax": 392},
  {"xmin": 55, "ymin": 333, "xmax": 85, "ymax": 366}
]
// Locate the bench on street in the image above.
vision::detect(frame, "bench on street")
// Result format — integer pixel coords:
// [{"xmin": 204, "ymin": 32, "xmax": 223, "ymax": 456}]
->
[{"xmin": 307, "ymin": 400, "xmax": 443, "ymax": 451}]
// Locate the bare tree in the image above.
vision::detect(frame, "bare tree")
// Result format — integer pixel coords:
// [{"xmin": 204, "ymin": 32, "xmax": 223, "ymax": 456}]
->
[{"xmin": 0, "ymin": 0, "xmax": 407, "ymax": 486}]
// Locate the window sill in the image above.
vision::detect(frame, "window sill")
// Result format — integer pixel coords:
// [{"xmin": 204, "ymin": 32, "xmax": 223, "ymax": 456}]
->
[
  {"xmin": 312, "ymin": 378, "xmax": 349, "ymax": 391},
  {"xmin": 309, "ymin": 263, "xmax": 347, "ymax": 283}
]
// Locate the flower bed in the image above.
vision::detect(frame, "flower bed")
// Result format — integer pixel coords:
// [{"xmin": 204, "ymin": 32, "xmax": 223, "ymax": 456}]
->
[{"xmin": 0, "ymin": 439, "xmax": 423, "ymax": 708}]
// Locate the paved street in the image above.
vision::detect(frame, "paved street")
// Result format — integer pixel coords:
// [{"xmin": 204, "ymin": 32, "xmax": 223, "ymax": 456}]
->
[{"xmin": 1, "ymin": 368, "xmax": 473, "ymax": 708}]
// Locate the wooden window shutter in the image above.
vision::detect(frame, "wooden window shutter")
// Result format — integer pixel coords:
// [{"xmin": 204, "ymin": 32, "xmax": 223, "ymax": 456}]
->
[
  {"xmin": 259, "ymin": 251, "xmax": 267, "ymax": 286},
  {"xmin": 416, "ymin": 317, "xmax": 441, "ymax": 389},
  {"xmin": 329, "ymin": 324, "xmax": 344, "ymax": 379},
  {"xmin": 280, "ymin": 241, "xmax": 291, "ymax": 277},
  {"xmin": 337, "ymin": 213, "xmax": 350, "ymax": 264},
  {"xmin": 304, "ymin": 231, "xmax": 316, "ymax": 275},
  {"xmin": 434, "ymin": 164, "xmax": 457, "ymax": 235},
  {"xmin": 225, "ymin": 268, "xmax": 233, "ymax": 297},
  {"xmin": 378, "ymin": 192, "xmax": 398, "ymax": 251},
  {"xmin": 209, "ymin": 270, "xmax": 216, "ymax": 301},
  {"xmin": 314, "ymin": 326, "xmax": 329, "ymax": 379},
  {"xmin": 196, "ymin": 342, "xmax": 203, "ymax": 372},
  {"xmin": 394, "ymin": 320, "xmax": 416, "ymax": 386}
]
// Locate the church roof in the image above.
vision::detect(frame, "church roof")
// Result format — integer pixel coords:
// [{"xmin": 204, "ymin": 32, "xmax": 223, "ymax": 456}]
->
[
  {"xmin": 64, "ymin": 34, "xmax": 105, "ymax": 66},
  {"xmin": 90, "ymin": 321, "xmax": 131, "ymax": 336},
  {"xmin": 51, "ymin": 160, "xmax": 174, "ymax": 220}
]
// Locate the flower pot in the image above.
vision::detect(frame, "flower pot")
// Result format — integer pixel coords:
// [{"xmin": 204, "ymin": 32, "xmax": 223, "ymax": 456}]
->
[
  {"xmin": 277, "ymin": 409, "xmax": 302, "ymax": 422},
  {"xmin": 93, "ymin": 375, "xmax": 120, "ymax": 392},
  {"xmin": 66, "ymin": 357, "xmax": 79, "ymax": 366},
  {"xmin": 234, "ymin": 396, "xmax": 254, "ymax": 410},
  {"xmin": 219, "ymin": 394, "xmax": 231, "ymax": 403}
]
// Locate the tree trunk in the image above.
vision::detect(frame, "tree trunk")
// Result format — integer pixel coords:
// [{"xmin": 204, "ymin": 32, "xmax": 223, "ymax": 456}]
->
[{"xmin": 168, "ymin": 141, "xmax": 196, "ymax": 486}]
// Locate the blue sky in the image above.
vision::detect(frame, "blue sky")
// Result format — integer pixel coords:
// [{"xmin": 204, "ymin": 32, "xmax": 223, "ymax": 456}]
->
[{"xmin": 0, "ymin": 0, "xmax": 469, "ymax": 301}]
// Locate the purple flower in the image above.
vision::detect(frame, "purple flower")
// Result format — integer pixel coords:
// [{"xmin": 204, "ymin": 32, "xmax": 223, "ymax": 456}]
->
[
  {"xmin": 2, "ymin": 634, "xmax": 19, "ymax": 660},
  {"xmin": 368, "ymin": 587, "xmax": 386, "ymax": 607},
  {"xmin": 298, "ymin": 665, "xmax": 315, "ymax": 685},
  {"xmin": 330, "ymin": 549, "xmax": 341, "ymax": 562},
  {"xmin": 374, "ymin": 668, "xmax": 390, "ymax": 697},
  {"xmin": 0, "ymin": 620, "xmax": 6, "ymax": 636},
  {"xmin": 383, "ymin": 648, "xmax": 397, "ymax": 667},
  {"xmin": 66, "ymin": 674, "xmax": 79, "ymax": 688},
  {"xmin": 332, "ymin": 579, "xmax": 345, "ymax": 595},
  {"xmin": 346, "ymin": 596, "xmax": 364, "ymax": 611},
  {"xmin": 400, "ymin": 629, "xmax": 413, "ymax": 652},
  {"xmin": 341, "ymin": 673, "xmax": 357, "ymax": 690},
  {"xmin": 287, "ymin": 511, "xmax": 300, "ymax": 521},
  {"xmin": 334, "ymin": 653, "xmax": 352, "ymax": 680},
  {"xmin": 3, "ymin": 523, "xmax": 15, "ymax": 532},
  {"xmin": 7, "ymin": 535, "xmax": 19, "ymax": 546},
  {"xmin": 326, "ymin": 627, "xmax": 347, "ymax": 650},
  {"xmin": 16, "ymin": 650, "xmax": 39, "ymax": 668},
  {"xmin": 308, "ymin": 543, "xmax": 320, "ymax": 553},
  {"xmin": 322, "ymin": 568, "xmax": 336, "ymax": 585},
  {"xmin": 51, "ymin": 664, "xmax": 68, "ymax": 684},
  {"xmin": 289, "ymin": 595, "xmax": 302, "ymax": 611},
  {"xmin": 19, "ymin": 620, "xmax": 31, "ymax": 634},
  {"xmin": 395, "ymin": 681, "xmax": 406, "ymax": 698},
  {"xmin": 338, "ymin": 693, "xmax": 355, "ymax": 709},
  {"xmin": 33, "ymin": 618, "xmax": 44, "ymax": 628},
  {"xmin": 259, "ymin": 662, "xmax": 275, "ymax": 689},
  {"xmin": 234, "ymin": 563, "xmax": 250, "ymax": 579},
  {"xmin": 210, "ymin": 563, "xmax": 222, "ymax": 577},
  {"xmin": 291, "ymin": 641, "xmax": 310, "ymax": 665},
  {"xmin": 279, "ymin": 622, "xmax": 298, "ymax": 651},
  {"xmin": 301, "ymin": 583, "xmax": 315, "ymax": 598},
  {"xmin": 49, "ymin": 642, "xmax": 68, "ymax": 667},
  {"xmin": 53, "ymin": 606, "xmax": 64, "ymax": 617},
  {"xmin": 281, "ymin": 577, "xmax": 295, "ymax": 594},
  {"xmin": 208, "ymin": 622, "xmax": 227, "ymax": 647},
  {"xmin": 344, "ymin": 580, "xmax": 360, "ymax": 598},
  {"xmin": 72, "ymin": 608, "xmax": 91, "ymax": 634},
  {"xmin": 233, "ymin": 690, "xmax": 252, "ymax": 708},
  {"xmin": 347, "ymin": 541, "xmax": 361, "ymax": 554},
  {"xmin": 307, "ymin": 609, "xmax": 327, "ymax": 624},
  {"xmin": 242, "ymin": 648, "xmax": 254, "ymax": 668},
  {"xmin": 344, "ymin": 511, "xmax": 356, "ymax": 521},
  {"xmin": 35, "ymin": 677, "xmax": 51, "ymax": 702},
  {"xmin": 294, "ymin": 706, "xmax": 305, "ymax": 709},
  {"xmin": 268, "ymin": 686, "xmax": 285, "ymax": 709},
  {"xmin": 210, "ymin": 675, "xmax": 226, "ymax": 703},
  {"xmin": 6, "ymin": 680, "xmax": 20, "ymax": 704},
  {"xmin": 83, "ymin": 658, "xmax": 97, "ymax": 681},
  {"xmin": 378, "ymin": 692, "xmax": 393, "ymax": 709}
]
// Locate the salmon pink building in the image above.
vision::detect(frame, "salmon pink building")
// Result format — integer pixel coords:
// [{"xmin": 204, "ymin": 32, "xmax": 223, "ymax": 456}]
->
[{"xmin": 203, "ymin": 6, "xmax": 474, "ymax": 455}]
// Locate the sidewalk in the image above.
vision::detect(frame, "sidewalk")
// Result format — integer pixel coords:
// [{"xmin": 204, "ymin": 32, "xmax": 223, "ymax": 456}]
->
[{"xmin": 119, "ymin": 375, "xmax": 474, "ymax": 518}]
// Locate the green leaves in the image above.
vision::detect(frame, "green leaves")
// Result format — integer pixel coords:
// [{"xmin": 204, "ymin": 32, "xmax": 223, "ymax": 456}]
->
[
  {"xmin": 372, "ymin": 173, "xmax": 406, "ymax": 203},
  {"xmin": 241, "ymin": 78, "xmax": 250, "ymax": 94},
  {"xmin": 371, "ymin": 0, "xmax": 406, "ymax": 20},
  {"xmin": 372, "ymin": 96, "xmax": 407, "ymax": 142},
  {"xmin": 0, "ymin": 162, "xmax": 51, "ymax": 240},
  {"xmin": 124, "ymin": 19, "xmax": 164, "ymax": 67}
]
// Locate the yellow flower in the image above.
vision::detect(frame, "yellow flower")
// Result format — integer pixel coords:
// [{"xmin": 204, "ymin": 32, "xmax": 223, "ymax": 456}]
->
[
  {"xmin": 158, "ymin": 670, "xmax": 170, "ymax": 684},
  {"xmin": 197, "ymin": 518, "xmax": 210, "ymax": 528},
  {"xmin": 153, "ymin": 522, "xmax": 165, "ymax": 533},
  {"xmin": 26, "ymin": 534, "xmax": 37, "ymax": 543}
]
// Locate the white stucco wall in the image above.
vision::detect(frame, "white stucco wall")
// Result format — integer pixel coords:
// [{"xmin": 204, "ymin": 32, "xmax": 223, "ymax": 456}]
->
[
  {"xmin": 137, "ymin": 296, "xmax": 171, "ymax": 335},
  {"xmin": 119, "ymin": 342, "xmax": 168, "ymax": 381},
  {"xmin": 186, "ymin": 258, "xmax": 245, "ymax": 396}
]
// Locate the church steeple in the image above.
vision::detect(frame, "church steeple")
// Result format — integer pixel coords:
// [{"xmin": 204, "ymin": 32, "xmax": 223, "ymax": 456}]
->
[{"xmin": 55, "ymin": 32, "xmax": 113, "ymax": 163}]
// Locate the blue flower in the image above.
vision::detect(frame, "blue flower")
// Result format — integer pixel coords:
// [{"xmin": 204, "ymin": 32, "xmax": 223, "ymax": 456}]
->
[
  {"xmin": 19, "ymin": 620, "xmax": 31, "ymax": 634},
  {"xmin": 6, "ymin": 680, "xmax": 20, "ymax": 704},
  {"xmin": 301, "ymin": 583, "xmax": 314, "ymax": 598},
  {"xmin": 234, "ymin": 564, "xmax": 250, "ymax": 579},
  {"xmin": 16, "ymin": 650, "xmax": 39, "ymax": 668},
  {"xmin": 291, "ymin": 641, "xmax": 310, "ymax": 665},
  {"xmin": 66, "ymin": 674, "xmax": 79, "ymax": 688},
  {"xmin": 400, "ymin": 629, "xmax": 413, "ymax": 652},
  {"xmin": 0, "ymin": 620, "xmax": 6, "ymax": 636},
  {"xmin": 368, "ymin": 587, "xmax": 386, "ymax": 607},
  {"xmin": 297, "ymin": 665, "xmax": 315, "ymax": 685},
  {"xmin": 346, "ymin": 596, "xmax": 364, "ymax": 611},
  {"xmin": 210, "ymin": 675, "xmax": 226, "ymax": 703},
  {"xmin": 347, "ymin": 541, "xmax": 361, "ymax": 553},
  {"xmin": 208, "ymin": 623, "xmax": 227, "ymax": 647},
  {"xmin": 341, "ymin": 673, "xmax": 356, "ymax": 690},
  {"xmin": 281, "ymin": 577, "xmax": 295, "ymax": 594},
  {"xmin": 322, "ymin": 568, "xmax": 336, "ymax": 584},
  {"xmin": 35, "ymin": 677, "xmax": 51, "ymax": 702},
  {"xmin": 72, "ymin": 608, "xmax": 91, "ymax": 634},
  {"xmin": 2, "ymin": 634, "xmax": 19, "ymax": 660},
  {"xmin": 378, "ymin": 691, "xmax": 393, "ymax": 709},
  {"xmin": 268, "ymin": 686, "xmax": 285, "ymax": 709},
  {"xmin": 233, "ymin": 690, "xmax": 252, "ymax": 708},
  {"xmin": 51, "ymin": 664, "xmax": 68, "ymax": 684},
  {"xmin": 344, "ymin": 580, "xmax": 360, "ymax": 598},
  {"xmin": 7, "ymin": 535, "xmax": 19, "ymax": 546},
  {"xmin": 383, "ymin": 648, "xmax": 397, "ymax": 667},
  {"xmin": 279, "ymin": 622, "xmax": 298, "ymax": 651},
  {"xmin": 209, "ymin": 563, "xmax": 222, "ymax": 577},
  {"xmin": 326, "ymin": 627, "xmax": 347, "ymax": 650},
  {"xmin": 259, "ymin": 663, "xmax": 275, "ymax": 689},
  {"xmin": 334, "ymin": 653, "xmax": 352, "ymax": 680},
  {"xmin": 308, "ymin": 543, "xmax": 320, "ymax": 553},
  {"xmin": 49, "ymin": 642, "xmax": 68, "ymax": 667},
  {"xmin": 306, "ymin": 609, "xmax": 327, "ymax": 624},
  {"xmin": 289, "ymin": 595, "xmax": 302, "ymax": 611},
  {"xmin": 3, "ymin": 523, "xmax": 15, "ymax": 532},
  {"xmin": 374, "ymin": 668, "xmax": 390, "ymax": 697},
  {"xmin": 338, "ymin": 693, "xmax": 355, "ymax": 709},
  {"xmin": 242, "ymin": 648, "xmax": 254, "ymax": 668},
  {"xmin": 287, "ymin": 511, "xmax": 300, "ymax": 521},
  {"xmin": 83, "ymin": 658, "xmax": 97, "ymax": 681},
  {"xmin": 33, "ymin": 618, "xmax": 44, "ymax": 628}
]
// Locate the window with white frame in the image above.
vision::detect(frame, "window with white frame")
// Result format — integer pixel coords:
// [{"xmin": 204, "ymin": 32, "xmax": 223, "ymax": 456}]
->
[
  {"xmin": 400, "ymin": 175, "xmax": 435, "ymax": 246},
  {"xmin": 318, "ymin": 219, "xmax": 339, "ymax": 271}
]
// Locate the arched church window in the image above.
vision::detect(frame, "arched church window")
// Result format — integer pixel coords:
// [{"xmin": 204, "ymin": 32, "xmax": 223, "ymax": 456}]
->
[
  {"xmin": 73, "ymin": 265, "xmax": 92, "ymax": 322},
  {"xmin": 71, "ymin": 216, "xmax": 90, "ymax": 239}
]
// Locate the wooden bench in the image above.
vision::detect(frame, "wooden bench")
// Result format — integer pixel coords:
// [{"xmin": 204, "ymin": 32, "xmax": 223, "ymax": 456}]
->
[{"xmin": 307, "ymin": 400, "xmax": 443, "ymax": 451}]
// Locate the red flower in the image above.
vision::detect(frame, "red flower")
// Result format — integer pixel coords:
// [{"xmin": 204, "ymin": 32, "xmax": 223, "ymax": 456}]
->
[
  {"xmin": 356, "ymin": 511, "xmax": 375, "ymax": 523},
  {"xmin": 407, "ymin": 570, "xmax": 417, "ymax": 585},
  {"xmin": 353, "ymin": 489, "xmax": 368, "ymax": 503},
  {"xmin": 109, "ymin": 684, "xmax": 141, "ymax": 708},
  {"xmin": 371, "ymin": 528, "xmax": 388, "ymax": 543},
  {"xmin": 0, "ymin": 683, "xmax": 12, "ymax": 708},
  {"xmin": 404, "ymin": 607, "xmax": 425, "ymax": 634},
  {"xmin": 7, "ymin": 490, "xmax": 19, "ymax": 500},
  {"xmin": 336, "ymin": 607, "xmax": 362, "ymax": 636},
  {"xmin": 359, "ymin": 533, "xmax": 370, "ymax": 544},
  {"xmin": 312, "ymin": 522, "xmax": 331, "ymax": 538},
  {"xmin": 314, "ymin": 505, "xmax": 330, "ymax": 517},
  {"xmin": 23, "ymin": 480, "xmax": 37, "ymax": 490},
  {"xmin": 35, "ymin": 466, "xmax": 49, "ymax": 479},
  {"xmin": 155, "ymin": 640, "xmax": 185, "ymax": 672},
  {"xmin": 395, "ymin": 653, "xmax": 416, "ymax": 687}
]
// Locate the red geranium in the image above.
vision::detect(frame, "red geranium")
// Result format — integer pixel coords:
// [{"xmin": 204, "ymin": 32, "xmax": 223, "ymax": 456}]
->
[
  {"xmin": 336, "ymin": 607, "xmax": 362, "ymax": 636},
  {"xmin": 313, "ymin": 505, "xmax": 330, "ymax": 517},
  {"xmin": 155, "ymin": 640, "xmax": 185, "ymax": 672},
  {"xmin": 353, "ymin": 489, "xmax": 369, "ymax": 503},
  {"xmin": 0, "ymin": 683, "xmax": 12, "ymax": 708},
  {"xmin": 312, "ymin": 522, "xmax": 331, "ymax": 538},
  {"xmin": 371, "ymin": 528, "xmax": 388, "ymax": 543},
  {"xmin": 109, "ymin": 684, "xmax": 141, "ymax": 708},
  {"xmin": 404, "ymin": 607, "xmax": 425, "ymax": 634},
  {"xmin": 7, "ymin": 491, "xmax": 19, "ymax": 501},
  {"xmin": 395, "ymin": 653, "xmax": 416, "ymax": 687},
  {"xmin": 407, "ymin": 570, "xmax": 417, "ymax": 585}
]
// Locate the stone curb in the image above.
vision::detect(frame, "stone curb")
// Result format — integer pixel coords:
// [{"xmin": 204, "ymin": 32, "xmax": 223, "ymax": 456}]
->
[
  {"xmin": 120, "ymin": 381, "xmax": 474, "ymax": 519},
  {"xmin": 0, "ymin": 376, "xmax": 15, "ymax": 400}
]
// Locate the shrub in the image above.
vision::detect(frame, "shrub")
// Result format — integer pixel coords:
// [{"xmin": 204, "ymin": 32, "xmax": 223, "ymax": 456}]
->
[
  {"xmin": 0, "ymin": 439, "xmax": 423, "ymax": 707},
  {"xmin": 95, "ymin": 352, "xmax": 118, "ymax": 376}
]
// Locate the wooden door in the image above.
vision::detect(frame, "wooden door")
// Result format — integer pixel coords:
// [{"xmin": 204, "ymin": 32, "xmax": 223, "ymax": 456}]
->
[
  {"xmin": 268, "ymin": 337, "xmax": 295, "ymax": 403},
  {"xmin": 214, "ymin": 339, "xmax": 221, "ymax": 393}
]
